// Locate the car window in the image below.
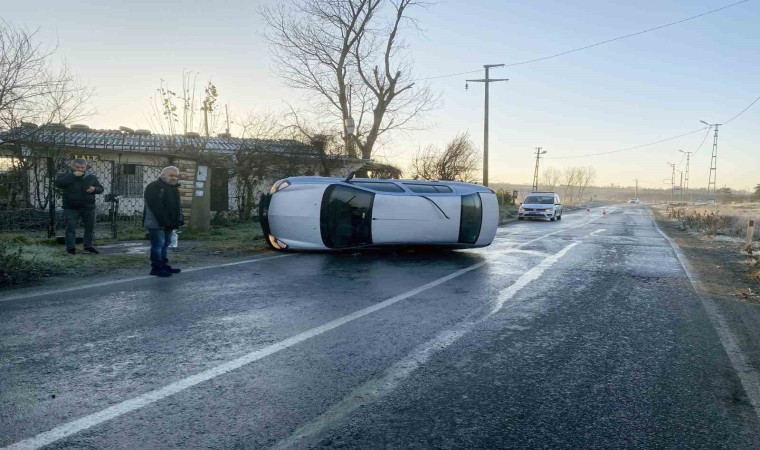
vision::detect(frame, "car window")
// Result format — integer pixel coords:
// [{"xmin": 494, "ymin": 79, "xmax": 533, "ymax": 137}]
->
[
  {"xmin": 350, "ymin": 181, "xmax": 404, "ymax": 193},
  {"xmin": 433, "ymin": 185, "xmax": 453, "ymax": 193},
  {"xmin": 524, "ymin": 195, "xmax": 555, "ymax": 204},
  {"xmin": 404, "ymin": 183, "xmax": 449, "ymax": 193},
  {"xmin": 459, "ymin": 193, "xmax": 482, "ymax": 244}
]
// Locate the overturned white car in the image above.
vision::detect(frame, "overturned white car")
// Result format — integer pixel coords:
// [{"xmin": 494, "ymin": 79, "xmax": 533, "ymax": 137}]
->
[{"xmin": 259, "ymin": 176, "xmax": 499, "ymax": 251}]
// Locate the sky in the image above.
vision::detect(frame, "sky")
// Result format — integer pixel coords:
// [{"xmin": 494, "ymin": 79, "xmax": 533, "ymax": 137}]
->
[{"xmin": 3, "ymin": 0, "xmax": 759, "ymax": 190}]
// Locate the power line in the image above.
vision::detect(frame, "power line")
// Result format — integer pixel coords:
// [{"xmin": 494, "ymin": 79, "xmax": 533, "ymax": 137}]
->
[
  {"xmin": 413, "ymin": 0, "xmax": 749, "ymax": 82},
  {"xmin": 546, "ymin": 127, "xmax": 708, "ymax": 160},
  {"xmin": 545, "ymin": 92, "xmax": 757, "ymax": 160},
  {"xmin": 723, "ymin": 94, "xmax": 760, "ymax": 124},
  {"xmin": 691, "ymin": 126, "xmax": 714, "ymax": 156}
]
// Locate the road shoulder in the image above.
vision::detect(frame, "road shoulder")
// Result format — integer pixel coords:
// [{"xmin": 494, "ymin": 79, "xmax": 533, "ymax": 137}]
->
[{"xmin": 652, "ymin": 207, "xmax": 760, "ymax": 386}]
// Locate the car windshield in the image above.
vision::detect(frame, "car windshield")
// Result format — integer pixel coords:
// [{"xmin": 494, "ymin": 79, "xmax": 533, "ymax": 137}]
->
[{"xmin": 524, "ymin": 195, "xmax": 554, "ymax": 204}]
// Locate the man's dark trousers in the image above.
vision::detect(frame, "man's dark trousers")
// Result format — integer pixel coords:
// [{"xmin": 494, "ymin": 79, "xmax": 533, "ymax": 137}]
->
[
  {"xmin": 148, "ymin": 228, "xmax": 173, "ymax": 268},
  {"xmin": 64, "ymin": 208, "xmax": 95, "ymax": 250}
]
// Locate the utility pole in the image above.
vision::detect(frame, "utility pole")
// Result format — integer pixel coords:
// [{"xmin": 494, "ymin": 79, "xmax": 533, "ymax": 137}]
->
[
  {"xmin": 532, "ymin": 147, "xmax": 546, "ymax": 191},
  {"xmin": 225, "ymin": 104, "xmax": 230, "ymax": 135},
  {"xmin": 700, "ymin": 121, "xmax": 721, "ymax": 203},
  {"xmin": 679, "ymin": 149, "xmax": 693, "ymax": 203},
  {"xmin": 667, "ymin": 162, "xmax": 676, "ymax": 203},
  {"xmin": 677, "ymin": 170, "xmax": 684, "ymax": 203},
  {"xmin": 634, "ymin": 179, "xmax": 638, "ymax": 197},
  {"xmin": 467, "ymin": 64, "xmax": 508, "ymax": 187}
]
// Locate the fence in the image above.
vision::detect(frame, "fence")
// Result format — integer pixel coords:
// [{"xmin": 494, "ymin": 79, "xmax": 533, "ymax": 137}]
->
[
  {"xmin": 0, "ymin": 157, "xmax": 164, "ymax": 238},
  {"xmin": 0, "ymin": 156, "xmax": 266, "ymax": 237}
]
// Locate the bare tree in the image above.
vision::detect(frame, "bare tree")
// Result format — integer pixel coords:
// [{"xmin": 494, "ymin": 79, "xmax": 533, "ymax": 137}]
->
[
  {"xmin": 410, "ymin": 132, "xmax": 480, "ymax": 182},
  {"xmin": 562, "ymin": 167, "xmax": 581, "ymax": 205},
  {"xmin": 146, "ymin": 71, "xmax": 221, "ymax": 137},
  {"xmin": 559, "ymin": 166, "xmax": 596, "ymax": 205},
  {"xmin": 0, "ymin": 21, "xmax": 94, "ymax": 130},
  {"xmin": 539, "ymin": 167, "xmax": 562, "ymax": 192},
  {"xmin": 576, "ymin": 166, "xmax": 596, "ymax": 204},
  {"xmin": 262, "ymin": 0, "xmax": 438, "ymax": 160}
]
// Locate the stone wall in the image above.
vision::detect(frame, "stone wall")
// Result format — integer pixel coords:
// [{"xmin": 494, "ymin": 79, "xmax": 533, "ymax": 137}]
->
[{"xmin": 175, "ymin": 158, "xmax": 197, "ymax": 223}]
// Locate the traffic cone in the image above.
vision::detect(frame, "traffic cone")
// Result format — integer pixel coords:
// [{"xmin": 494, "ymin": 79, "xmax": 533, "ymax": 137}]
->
[
  {"xmin": 602, "ymin": 208, "xmax": 607, "ymax": 216},
  {"xmin": 586, "ymin": 206, "xmax": 590, "ymax": 212}
]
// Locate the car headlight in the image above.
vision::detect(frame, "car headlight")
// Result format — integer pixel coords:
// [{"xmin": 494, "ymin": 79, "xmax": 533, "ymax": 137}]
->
[
  {"xmin": 267, "ymin": 234, "xmax": 288, "ymax": 250},
  {"xmin": 543, "ymin": 208, "xmax": 553, "ymax": 212},
  {"xmin": 270, "ymin": 179, "xmax": 291, "ymax": 193}
]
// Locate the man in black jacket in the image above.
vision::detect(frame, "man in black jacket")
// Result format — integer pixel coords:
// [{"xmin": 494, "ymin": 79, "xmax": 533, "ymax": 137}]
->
[
  {"xmin": 55, "ymin": 159, "xmax": 104, "ymax": 254},
  {"xmin": 143, "ymin": 166, "xmax": 184, "ymax": 277}
]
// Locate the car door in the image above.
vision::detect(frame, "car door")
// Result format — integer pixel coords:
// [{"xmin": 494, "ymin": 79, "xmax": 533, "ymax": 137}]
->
[{"xmin": 371, "ymin": 194, "xmax": 461, "ymax": 244}]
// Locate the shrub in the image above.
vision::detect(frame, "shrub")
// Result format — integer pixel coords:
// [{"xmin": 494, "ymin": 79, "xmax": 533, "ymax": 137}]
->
[
  {"xmin": 0, "ymin": 241, "xmax": 44, "ymax": 286},
  {"xmin": 666, "ymin": 207, "xmax": 756, "ymax": 237}
]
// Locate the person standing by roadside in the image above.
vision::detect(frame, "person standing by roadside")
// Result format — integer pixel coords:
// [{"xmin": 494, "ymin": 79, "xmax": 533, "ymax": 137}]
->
[
  {"xmin": 55, "ymin": 159, "xmax": 104, "ymax": 255},
  {"xmin": 143, "ymin": 166, "xmax": 184, "ymax": 277}
]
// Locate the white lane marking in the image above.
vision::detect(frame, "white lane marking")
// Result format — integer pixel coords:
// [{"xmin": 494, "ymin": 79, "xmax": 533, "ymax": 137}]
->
[
  {"xmin": 506, "ymin": 210, "xmax": 613, "ymax": 249},
  {"xmin": 651, "ymin": 212, "xmax": 760, "ymax": 420},
  {"xmin": 3, "ymin": 261, "xmax": 488, "ymax": 450},
  {"xmin": 588, "ymin": 229, "xmax": 606, "ymax": 236},
  {"xmin": 272, "ymin": 242, "xmax": 579, "ymax": 449},
  {"xmin": 0, "ymin": 254, "xmax": 295, "ymax": 303},
  {"xmin": 490, "ymin": 243, "xmax": 578, "ymax": 315}
]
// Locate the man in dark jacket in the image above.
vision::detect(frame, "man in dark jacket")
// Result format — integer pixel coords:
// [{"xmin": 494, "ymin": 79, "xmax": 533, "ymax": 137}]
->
[
  {"xmin": 55, "ymin": 159, "xmax": 104, "ymax": 254},
  {"xmin": 143, "ymin": 166, "xmax": 184, "ymax": 277}
]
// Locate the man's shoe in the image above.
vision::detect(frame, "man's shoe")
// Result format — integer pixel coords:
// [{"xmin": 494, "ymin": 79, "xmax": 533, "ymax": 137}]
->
[
  {"xmin": 83, "ymin": 247, "xmax": 100, "ymax": 254},
  {"xmin": 66, "ymin": 248, "xmax": 76, "ymax": 255},
  {"xmin": 163, "ymin": 265, "xmax": 181, "ymax": 274},
  {"xmin": 149, "ymin": 267, "xmax": 172, "ymax": 277}
]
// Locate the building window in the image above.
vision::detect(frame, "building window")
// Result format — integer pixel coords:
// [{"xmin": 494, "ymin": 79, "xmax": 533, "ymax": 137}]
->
[{"xmin": 115, "ymin": 164, "xmax": 143, "ymax": 197}]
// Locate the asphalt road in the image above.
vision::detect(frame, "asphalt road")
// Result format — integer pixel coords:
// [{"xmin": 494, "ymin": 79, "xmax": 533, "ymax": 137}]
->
[{"xmin": 2, "ymin": 205, "xmax": 759, "ymax": 449}]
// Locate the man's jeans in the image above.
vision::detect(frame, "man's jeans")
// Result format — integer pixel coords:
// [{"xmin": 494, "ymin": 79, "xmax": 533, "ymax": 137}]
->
[
  {"xmin": 64, "ymin": 208, "xmax": 95, "ymax": 250},
  {"xmin": 148, "ymin": 228, "xmax": 173, "ymax": 268}
]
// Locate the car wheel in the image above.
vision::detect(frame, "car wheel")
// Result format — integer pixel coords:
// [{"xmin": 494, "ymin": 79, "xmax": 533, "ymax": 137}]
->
[
  {"xmin": 518, "ymin": 217, "xmax": 524, "ymax": 221},
  {"xmin": 557, "ymin": 214, "xmax": 562, "ymax": 220},
  {"xmin": 550, "ymin": 214, "xmax": 556, "ymax": 221}
]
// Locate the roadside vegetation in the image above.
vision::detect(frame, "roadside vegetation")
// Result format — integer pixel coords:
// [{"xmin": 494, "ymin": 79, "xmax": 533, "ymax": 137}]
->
[
  {"xmin": 665, "ymin": 204, "xmax": 760, "ymax": 238},
  {"xmin": 654, "ymin": 203, "xmax": 759, "ymax": 302},
  {"xmin": 0, "ymin": 222, "xmax": 266, "ymax": 287}
]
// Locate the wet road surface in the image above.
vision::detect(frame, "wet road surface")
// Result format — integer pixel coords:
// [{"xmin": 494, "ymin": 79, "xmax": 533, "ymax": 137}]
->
[{"xmin": 2, "ymin": 206, "xmax": 760, "ymax": 449}]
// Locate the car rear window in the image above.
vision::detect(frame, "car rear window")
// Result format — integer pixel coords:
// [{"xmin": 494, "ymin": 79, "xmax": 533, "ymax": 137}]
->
[
  {"xmin": 403, "ymin": 184, "xmax": 452, "ymax": 193},
  {"xmin": 350, "ymin": 181, "xmax": 404, "ymax": 192}
]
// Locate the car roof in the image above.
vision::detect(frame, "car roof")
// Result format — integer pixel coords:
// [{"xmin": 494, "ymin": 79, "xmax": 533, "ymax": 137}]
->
[{"xmin": 282, "ymin": 176, "xmax": 494, "ymax": 194}]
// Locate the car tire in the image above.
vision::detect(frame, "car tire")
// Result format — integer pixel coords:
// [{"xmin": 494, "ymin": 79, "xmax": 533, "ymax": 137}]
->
[
  {"xmin": 550, "ymin": 214, "xmax": 556, "ymax": 221},
  {"xmin": 518, "ymin": 217, "xmax": 524, "ymax": 221},
  {"xmin": 557, "ymin": 214, "xmax": 562, "ymax": 221}
]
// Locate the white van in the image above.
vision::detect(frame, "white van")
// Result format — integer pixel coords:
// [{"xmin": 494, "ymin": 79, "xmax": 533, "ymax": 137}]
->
[
  {"xmin": 259, "ymin": 176, "xmax": 499, "ymax": 251},
  {"xmin": 518, "ymin": 192, "xmax": 563, "ymax": 221}
]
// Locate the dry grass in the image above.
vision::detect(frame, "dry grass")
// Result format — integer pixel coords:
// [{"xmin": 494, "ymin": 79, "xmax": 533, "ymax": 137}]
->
[{"xmin": 662, "ymin": 203, "xmax": 759, "ymax": 238}]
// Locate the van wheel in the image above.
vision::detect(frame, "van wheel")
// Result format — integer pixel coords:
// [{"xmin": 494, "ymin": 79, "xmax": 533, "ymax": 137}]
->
[{"xmin": 557, "ymin": 214, "xmax": 562, "ymax": 221}]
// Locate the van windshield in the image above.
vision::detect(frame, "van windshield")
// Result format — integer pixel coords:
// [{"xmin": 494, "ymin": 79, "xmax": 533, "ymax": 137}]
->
[{"xmin": 524, "ymin": 195, "xmax": 554, "ymax": 205}]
